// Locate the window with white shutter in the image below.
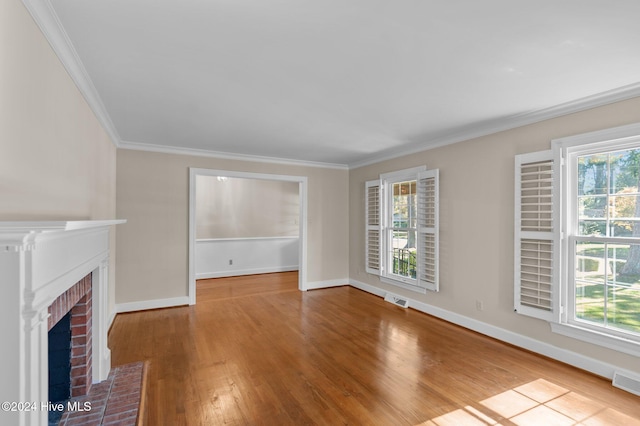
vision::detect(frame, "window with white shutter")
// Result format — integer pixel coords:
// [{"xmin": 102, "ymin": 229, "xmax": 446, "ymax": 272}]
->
[
  {"xmin": 514, "ymin": 151, "xmax": 556, "ymax": 321},
  {"xmin": 417, "ymin": 169, "xmax": 439, "ymax": 292},
  {"xmin": 515, "ymin": 124, "xmax": 640, "ymax": 356},
  {"xmin": 365, "ymin": 166, "xmax": 440, "ymax": 293},
  {"xmin": 365, "ymin": 180, "xmax": 382, "ymax": 275}
]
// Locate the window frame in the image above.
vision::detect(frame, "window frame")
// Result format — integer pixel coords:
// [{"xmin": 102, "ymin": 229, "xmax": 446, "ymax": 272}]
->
[
  {"xmin": 514, "ymin": 123, "xmax": 640, "ymax": 356},
  {"xmin": 366, "ymin": 166, "xmax": 439, "ymax": 294},
  {"xmin": 383, "ymin": 172, "xmax": 420, "ymax": 286},
  {"xmin": 553, "ymin": 127, "xmax": 640, "ymax": 354}
]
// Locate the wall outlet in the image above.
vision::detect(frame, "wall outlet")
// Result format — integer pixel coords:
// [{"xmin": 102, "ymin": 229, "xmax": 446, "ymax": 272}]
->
[
  {"xmin": 476, "ymin": 300, "xmax": 484, "ymax": 311},
  {"xmin": 229, "ymin": 259, "xmax": 233, "ymax": 265}
]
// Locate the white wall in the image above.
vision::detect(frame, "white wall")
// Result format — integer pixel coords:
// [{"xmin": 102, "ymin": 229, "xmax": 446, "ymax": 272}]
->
[
  {"xmin": 195, "ymin": 176, "xmax": 300, "ymax": 278},
  {"xmin": 196, "ymin": 237, "xmax": 299, "ymax": 278},
  {"xmin": 196, "ymin": 176, "xmax": 299, "ymax": 239}
]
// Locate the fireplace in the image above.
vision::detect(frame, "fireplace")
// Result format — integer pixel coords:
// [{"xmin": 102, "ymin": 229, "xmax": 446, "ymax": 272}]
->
[
  {"xmin": 0, "ymin": 220, "xmax": 124, "ymax": 426},
  {"xmin": 48, "ymin": 272, "xmax": 95, "ymax": 404}
]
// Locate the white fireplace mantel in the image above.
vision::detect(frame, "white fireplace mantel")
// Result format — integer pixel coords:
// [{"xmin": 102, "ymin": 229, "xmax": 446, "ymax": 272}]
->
[{"xmin": 0, "ymin": 220, "xmax": 125, "ymax": 426}]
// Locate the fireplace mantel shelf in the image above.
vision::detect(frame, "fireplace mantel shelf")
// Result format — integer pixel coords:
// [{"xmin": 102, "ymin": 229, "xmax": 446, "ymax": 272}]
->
[
  {"xmin": 0, "ymin": 220, "xmax": 126, "ymax": 252},
  {"xmin": 0, "ymin": 219, "xmax": 126, "ymax": 232}
]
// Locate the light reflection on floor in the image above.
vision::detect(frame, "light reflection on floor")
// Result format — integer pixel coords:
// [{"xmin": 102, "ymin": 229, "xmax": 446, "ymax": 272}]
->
[{"xmin": 417, "ymin": 378, "xmax": 640, "ymax": 425}]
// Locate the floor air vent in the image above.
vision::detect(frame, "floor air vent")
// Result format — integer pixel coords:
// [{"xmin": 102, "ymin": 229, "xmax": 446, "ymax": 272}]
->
[
  {"xmin": 384, "ymin": 293, "xmax": 409, "ymax": 308},
  {"xmin": 613, "ymin": 371, "xmax": 640, "ymax": 396}
]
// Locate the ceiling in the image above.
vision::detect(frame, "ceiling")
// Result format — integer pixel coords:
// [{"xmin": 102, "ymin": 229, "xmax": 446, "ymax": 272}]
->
[{"xmin": 35, "ymin": 0, "xmax": 640, "ymax": 167}]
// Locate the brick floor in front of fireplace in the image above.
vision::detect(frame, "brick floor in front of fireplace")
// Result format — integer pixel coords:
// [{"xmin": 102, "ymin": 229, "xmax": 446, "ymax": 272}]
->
[{"xmin": 58, "ymin": 362, "xmax": 147, "ymax": 426}]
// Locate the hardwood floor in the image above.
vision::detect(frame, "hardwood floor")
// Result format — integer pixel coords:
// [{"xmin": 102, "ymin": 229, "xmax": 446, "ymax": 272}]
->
[{"xmin": 109, "ymin": 272, "xmax": 640, "ymax": 425}]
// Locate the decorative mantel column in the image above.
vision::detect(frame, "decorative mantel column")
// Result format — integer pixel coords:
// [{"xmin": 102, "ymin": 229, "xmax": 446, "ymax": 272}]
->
[{"xmin": 0, "ymin": 220, "xmax": 125, "ymax": 426}]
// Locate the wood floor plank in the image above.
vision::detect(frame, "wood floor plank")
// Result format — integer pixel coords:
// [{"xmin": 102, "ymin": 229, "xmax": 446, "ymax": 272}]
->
[{"xmin": 109, "ymin": 272, "xmax": 640, "ymax": 425}]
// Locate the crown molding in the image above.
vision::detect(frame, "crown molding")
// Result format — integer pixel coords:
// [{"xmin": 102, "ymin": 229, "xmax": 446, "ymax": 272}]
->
[
  {"xmin": 122, "ymin": 81, "xmax": 640, "ymax": 171},
  {"xmin": 20, "ymin": 0, "xmax": 346, "ymax": 171},
  {"xmin": 349, "ymin": 82, "xmax": 640, "ymax": 169},
  {"xmin": 21, "ymin": 0, "xmax": 122, "ymax": 148},
  {"xmin": 21, "ymin": 0, "xmax": 640, "ymax": 170},
  {"xmin": 119, "ymin": 140, "xmax": 349, "ymax": 170}
]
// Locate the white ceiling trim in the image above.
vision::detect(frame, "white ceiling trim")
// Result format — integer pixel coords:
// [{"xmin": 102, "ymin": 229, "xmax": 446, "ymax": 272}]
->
[
  {"xmin": 119, "ymin": 140, "xmax": 349, "ymax": 170},
  {"xmin": 349, "ymin": 82, "xmax": 640, "ymax": 169},
  {"xmin": 23, "ymin": 1, "xmax": 640, "ymax": 170},
  {"xmin": 21, "ymin": 0, "xmax": 122, "ymax": 148}
]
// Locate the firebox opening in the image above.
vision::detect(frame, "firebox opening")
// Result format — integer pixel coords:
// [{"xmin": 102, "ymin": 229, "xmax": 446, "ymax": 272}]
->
[
  {"xmin": 49, "ymin": 311, "xmax": 71, "ymax": 402},
  {"xmin": 48, "ymin": 311, "xmax": 71, "ymax": 424}
]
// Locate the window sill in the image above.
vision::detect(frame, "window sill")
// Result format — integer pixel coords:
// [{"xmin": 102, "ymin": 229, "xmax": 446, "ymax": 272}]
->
[
  {"xmin": 550, "ymin": 322, "xmax": 640, "ymax": 358},
  {"xmin": 380, "ymin": 276, "xmax": 426, "ymax": 294}
]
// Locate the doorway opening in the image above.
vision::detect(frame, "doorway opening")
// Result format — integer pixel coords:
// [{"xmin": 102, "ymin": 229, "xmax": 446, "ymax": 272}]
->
[{"xmin": 188, "ymin": 168, "xmax": 308, "ymax": 304}]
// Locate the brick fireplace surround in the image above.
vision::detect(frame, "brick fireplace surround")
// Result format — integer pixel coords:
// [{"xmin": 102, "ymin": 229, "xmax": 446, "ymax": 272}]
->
[
  {"xmin": 47, "ymin": 273, "xmax": 147, "ymax": 426},
  {"xmin": 48, "ymin": 274, "xmax": 94, "ymax": 399}
]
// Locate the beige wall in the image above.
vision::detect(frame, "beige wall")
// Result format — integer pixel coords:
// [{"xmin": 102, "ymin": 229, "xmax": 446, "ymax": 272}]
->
[
  {"xmin": 350, "ymin": 96, "xmax": 640, "ymax": 375},
  {"xmin": 0, "ymin": 1, "xmax": 117, "ymax": 311},
  {"xmin": 116, "ymin": 149, "xmax": 349, "ymax": 303},
  {"xmin": 196, "ymin": 176, "xmax": 299, "ymax": 239},
  {"xmin": 8, "ymin": 0, "xmax": 637, "ymax": 376}
]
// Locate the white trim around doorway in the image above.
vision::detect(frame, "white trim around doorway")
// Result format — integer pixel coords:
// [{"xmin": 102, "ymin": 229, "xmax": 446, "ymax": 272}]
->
[{"xmin": 188, "ymin": 168, "xmax": 309, "ymax": 304}]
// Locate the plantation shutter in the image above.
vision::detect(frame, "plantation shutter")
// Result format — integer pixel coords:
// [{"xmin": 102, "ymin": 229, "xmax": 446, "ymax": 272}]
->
[
  {"xmin": 417, "ymin": 169, "xmax": 439, "ymax": 291},
  {"xmin": 514, "ymin": 151, "xmax": 556, "ymax": 321},
  {"xmin": 365, "ymin": 179, "xmax": 382, "ymax": 275}
]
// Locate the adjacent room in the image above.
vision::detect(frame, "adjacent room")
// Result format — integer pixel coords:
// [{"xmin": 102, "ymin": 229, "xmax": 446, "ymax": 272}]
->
[
  {"xmin": 2, "ymin": 0, "xmax": 640, "ymax": 425},
  {"xmin": 193, "ymin": 173, "xmax": 301, "ymax": 281}
]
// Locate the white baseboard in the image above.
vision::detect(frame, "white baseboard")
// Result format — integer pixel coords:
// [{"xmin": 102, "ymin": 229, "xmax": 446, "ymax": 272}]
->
[
  {"xmin": 116, "ymin": 296, "xmax": 190, "ymax": 314},
  {"xmin": 349, "ymin": 278, "xmax": 386, "ymax": 298},
  {"xmin": 348, "ymin": 279, "xmax": 622, "ymax": 380},
  {"xmin": 305, "ymin": 278, "xmax": 349, "ymax": 290},
  {"xmin": 196, "ymin": 266, "xmax": 299, "ymax": 279}
]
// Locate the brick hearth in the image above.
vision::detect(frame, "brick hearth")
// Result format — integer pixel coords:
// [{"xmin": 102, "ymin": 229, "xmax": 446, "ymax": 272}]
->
[
  {"xmin": 48, "ymin": 276, "xmax": 147, "ymax": 425},
  {"xmin": 59, "ymin": 362, "xmax": 148, "ymax": 426}
]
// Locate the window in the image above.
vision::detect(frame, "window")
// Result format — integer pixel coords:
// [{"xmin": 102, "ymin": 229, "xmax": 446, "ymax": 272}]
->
[
  {"xmin": 366, "ymin": 166, "xmax": 439, "ymax": 293},
  {"xmin": 572, "ymin": 148, "xmax": 640, "ymax": 337},
  {"xmin": 389, "ymin": 180, "xmax": 417, "ymax": 280},
  {"xmin": 515, "ymin": 122, "xmax": 640, "ymax": 356}
]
